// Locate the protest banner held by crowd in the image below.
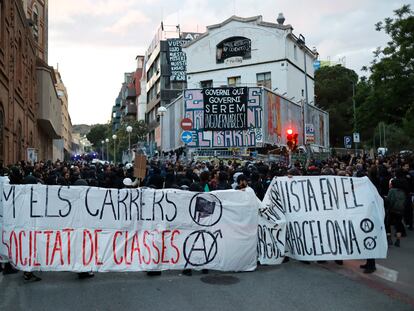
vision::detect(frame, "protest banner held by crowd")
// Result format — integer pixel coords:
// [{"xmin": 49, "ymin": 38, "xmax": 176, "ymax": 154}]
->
[{"xmin": 0, "ymin": 150, "xmax": 413, "ymax": 279}]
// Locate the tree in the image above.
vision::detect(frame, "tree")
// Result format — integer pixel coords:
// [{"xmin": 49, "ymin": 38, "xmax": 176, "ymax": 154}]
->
[
  {"xmin": 112, "ymin": 120, "xmax": 148, "ymax": 163},
  {"xmin": 315, "ymin": 65, "xmax": 358, "ymax": 147},
  {"xmin": 86, "ymin": 123, "xmax": 111, "ymax": 151},
  {"xmin": 357, "ymin": 5, "xmax": 414, "ymax": 148}
]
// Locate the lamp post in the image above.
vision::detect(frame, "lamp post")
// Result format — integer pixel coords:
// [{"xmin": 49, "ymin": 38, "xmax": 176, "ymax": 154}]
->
[
  {"xmin": 105, "ymin": 138, "xmax": 109, "ymax": 162},
  {"xmin": 351, "ymin": 81, "xmax": 357, "ymax": 153},
  {"xmin": 112, "ymin": 134, "xmax": 117, "ymax": 164},
  {"xmin": 297, "ymin": 34, "xmax": 308, "ymax": 146},
  {"xmin": 157, "ymin": 106, "xmax": 167, "ymax": 156},
  {"xmin": 126, "ymin": 125, "xmax": 132, "ymax": 162},
  {"xmin": 101, "ymin": 140, "xmax": 105, "ymax": 160}
]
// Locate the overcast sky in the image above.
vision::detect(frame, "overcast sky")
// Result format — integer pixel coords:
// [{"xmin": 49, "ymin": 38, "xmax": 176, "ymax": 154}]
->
[{"xmin": 48, "ymin": 0, "xmax": 408, "ymax": 125}]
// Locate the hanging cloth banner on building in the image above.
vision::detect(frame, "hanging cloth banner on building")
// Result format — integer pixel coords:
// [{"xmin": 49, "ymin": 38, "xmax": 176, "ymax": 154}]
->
[
  {"xmin": 0, "ymin": 185, "xmax": 259, "ymax": 272},
  {"xmin": 203, "ymin": 87, "xmax": 248, "ymax": 131},
  {"xmin": 167, "ymin": 39, "xmax": 189, "ymax": 82},
  {"xmin": 258, "ymin": 176, "xmax": 387, "ymax": 263}
]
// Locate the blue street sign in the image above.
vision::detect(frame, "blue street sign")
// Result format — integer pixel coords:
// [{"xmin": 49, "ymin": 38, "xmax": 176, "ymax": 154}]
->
[
  {"xmin": 344, "ymin": 136, "xmax": 352, "ymax": 149},
  {"xmin": 313, "ymin": 60, "xmax": 321, "ymax": 71},
  {"xmin": 181, "ymin": 131, "xmax": 193, "ymax": 144}
]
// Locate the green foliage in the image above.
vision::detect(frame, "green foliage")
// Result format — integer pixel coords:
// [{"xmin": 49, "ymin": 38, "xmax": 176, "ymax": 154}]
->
[
  {"xmin": 372, "ymin": 123, "xmax": 414, "ymax": 152},
  {"xmin": 111, "ymin": 120, "xmax": 148, "ymax": 163},
  {"xmin": 86, "ymin": 123, "xmax": 111, "ymax": 149},
  {"xmin": 316, "ymin": 5, "xmax": 414, "ymax": 150},
  {"xmin": 358, "ymin": 5, "xmax": 414, "ymax": 147},
  {"xmin": 315, "ymin": 65, "xmax": 358, "ymax": 146}
]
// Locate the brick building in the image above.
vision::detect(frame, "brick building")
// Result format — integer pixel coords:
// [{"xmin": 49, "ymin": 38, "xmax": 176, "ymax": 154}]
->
[{"xmin": 0, "ymin": 0, "xmax": 38, "ymax": 164}]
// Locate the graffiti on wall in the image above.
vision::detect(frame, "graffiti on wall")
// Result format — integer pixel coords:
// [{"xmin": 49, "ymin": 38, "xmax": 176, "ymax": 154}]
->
[
  {"xmin": 267, "ymin": 92, "xmax": 282, "ymax": 145},
  {"xmin": 184, "ymin": 88, "xmax": 263, "ymax": 148}
]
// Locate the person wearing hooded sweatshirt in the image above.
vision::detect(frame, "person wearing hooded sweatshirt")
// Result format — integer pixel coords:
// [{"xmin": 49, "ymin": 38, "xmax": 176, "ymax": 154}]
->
[{"xmin": 231, "ymin": 172, "xmax": 243, "ymax": 189}]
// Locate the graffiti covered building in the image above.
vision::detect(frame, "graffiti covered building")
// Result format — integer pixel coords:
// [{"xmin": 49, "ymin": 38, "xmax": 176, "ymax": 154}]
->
[{"xmin": 161, "ymin": 87, "xmax": 328, "ymax": 152}]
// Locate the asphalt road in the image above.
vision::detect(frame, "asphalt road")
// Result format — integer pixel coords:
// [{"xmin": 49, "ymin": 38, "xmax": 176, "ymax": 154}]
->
[{"xmin": 0, "ymin": 260, "xmax": 412, "ymax": 311}]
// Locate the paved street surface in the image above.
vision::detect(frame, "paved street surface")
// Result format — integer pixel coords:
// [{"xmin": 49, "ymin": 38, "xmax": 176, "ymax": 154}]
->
[{"xmin": 1, "ymin": 238, "xmax": 414, "ymax": 311}]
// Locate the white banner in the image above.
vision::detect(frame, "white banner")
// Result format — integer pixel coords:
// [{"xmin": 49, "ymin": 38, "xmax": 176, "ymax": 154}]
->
[
  {"xmin": 259, "ymin": 176, "xmax": 387, "ymax": 262},
  {"xmin": 0, "ymin": 185, "xmax": 259, "ymax": 272},
  {"xmin": 1, "ymin": 176, "xmax": 388, "ymax": 271}
]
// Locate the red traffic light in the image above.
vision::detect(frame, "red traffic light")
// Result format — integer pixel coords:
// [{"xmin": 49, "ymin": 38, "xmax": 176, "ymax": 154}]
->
[{"xmin": 286, "ymin": 128, "xmax": 298, "ymax": 151}]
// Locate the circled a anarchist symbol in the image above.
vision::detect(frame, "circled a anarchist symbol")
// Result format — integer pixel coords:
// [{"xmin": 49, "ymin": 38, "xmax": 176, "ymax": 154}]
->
[
  {"xmin": 188, "ymin": 193, "xmax": 223, "ymax": 227},
  {"xmin": 183, "ymin": 230, "xmax": 222, "ymax": 268},
  {"xmin": 360, "ymin": 218, "xmax": 374, "ymax": 233},
  {"xmin": 364, "ymin": 237, "xmax": 376, "ymax": 250}
]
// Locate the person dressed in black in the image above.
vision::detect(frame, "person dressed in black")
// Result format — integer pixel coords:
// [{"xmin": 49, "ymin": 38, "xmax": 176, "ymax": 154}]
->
[
  {"xmin": 215, "ymin": 171, "xmax": 231, "ymax": 190},
  {"xmin": 386, "ymin": 174, "xmax": 407, "ymax": 247}
]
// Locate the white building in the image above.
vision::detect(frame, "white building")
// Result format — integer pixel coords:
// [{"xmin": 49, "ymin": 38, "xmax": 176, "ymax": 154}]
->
[{"xmin": 183, "ymin": 15, "xmax": 317, "ymax": 105}]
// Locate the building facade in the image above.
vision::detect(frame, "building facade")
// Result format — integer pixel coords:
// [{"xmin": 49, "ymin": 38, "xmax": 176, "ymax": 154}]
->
[
  {"xmin": 183, "ymin": 15, "xmax": 317, "ymax": 106},
  {"xmin": 55, "ymin": 68, "xmax": 72, "ymax": 160},
  {"xmin": 111, "ymin": 72, "xmax": 136, "ymax": 133},
  {"xmin": 36, "ymin": 59, "xmax": 62, "ymax": 161},
  {"xmin": 144, "ymin": 26, "xmax": 197, "ymax": 148},
  {"xmin": 133, "ymin": 55, "xmax": 145, "ymax": 121},
  {"xmin": 0, "ymin": 0, "xmax": 38, "ymax": 164},
  {"xmin": 161, "ymin": 88, "xmax": 329, "ymax": 153},
  {"xmin": 22, "ymin": 0, "xmax": 48, "ymax": 62}
]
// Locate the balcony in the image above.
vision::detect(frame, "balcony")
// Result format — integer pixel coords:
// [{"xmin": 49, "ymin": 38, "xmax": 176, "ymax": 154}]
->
[
  {"xmin": 125, "ymin": 104, "xmax": 137, "ymax": 116},
  {"xmin": 126, "ymin": 86, "xmax": 136, "ymax": 100},
  {"xmin": 36, "ymin": 62, "xmax": 62, "ymax": 139}
]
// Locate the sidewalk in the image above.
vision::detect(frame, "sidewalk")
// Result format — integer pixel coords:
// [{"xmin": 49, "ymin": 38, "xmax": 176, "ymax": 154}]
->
[{"xmin": 324, "ymin": 227, "xmax": 414, "ymax": 306}]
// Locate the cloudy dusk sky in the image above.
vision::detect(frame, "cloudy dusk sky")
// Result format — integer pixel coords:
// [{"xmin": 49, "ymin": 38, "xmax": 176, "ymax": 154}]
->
[{"xmin": 48, "ymin": 0, "xmax": 408, "ymax": 125}]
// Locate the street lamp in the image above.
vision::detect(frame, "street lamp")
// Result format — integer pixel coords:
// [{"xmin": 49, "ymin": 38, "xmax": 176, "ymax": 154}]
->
[
  {"xmin": 157, "ymin": 106, "xmax": 167, "ymax": 155},
  {"xmin": 112, "ymin": 134, "xmax": 117, "ymax": 164},
  {"xmin": 126, "ymin": 125, "xmax": 132, "ymax": 162},
  {"xmin": 297, "ymin": 34, "xmax": 309, "ymax": 146},
  {"xmin": 105, "ymin": 138, "xmax": 109, "ymax": 162},
  {"xmin": 101, "ymin": 140, "xmax": 105, "ymax": 160}
]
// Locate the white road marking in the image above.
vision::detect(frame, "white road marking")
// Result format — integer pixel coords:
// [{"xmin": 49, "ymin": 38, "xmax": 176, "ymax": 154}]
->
[{"xmin": 374, "ymin": 264, "xmax": 398, "ymax": 283}]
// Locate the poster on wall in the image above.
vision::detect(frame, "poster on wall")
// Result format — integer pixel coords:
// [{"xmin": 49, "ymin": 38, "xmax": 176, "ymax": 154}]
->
[
  {"xmin": 267, "ymin": 93, "xmax": 282, "ymax": 144},
  {"xmin": 203, "ymin": 87, "xmax": 248, "ymax": 131},
  {"xmin": 167, "ymin": 39, "xmax": 189, "ymax": 81},
  {"xmin": 27, "ymin": 148, "xmax": 38, "ymax": 163}
]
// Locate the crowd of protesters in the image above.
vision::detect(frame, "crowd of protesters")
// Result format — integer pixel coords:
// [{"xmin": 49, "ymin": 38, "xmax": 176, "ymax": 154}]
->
[{"xmin": 0, "ymin": 150, "xmax": 413, "ymax": 279}]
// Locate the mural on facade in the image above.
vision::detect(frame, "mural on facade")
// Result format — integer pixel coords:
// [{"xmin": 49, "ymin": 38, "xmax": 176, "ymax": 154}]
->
[
  {"xmin": 267, "ymin": 92, "xmax": 282, "ymax": 145},
  {"xmin": 184, "ymin": 88, "xmax": 263, "ymax": 148}
]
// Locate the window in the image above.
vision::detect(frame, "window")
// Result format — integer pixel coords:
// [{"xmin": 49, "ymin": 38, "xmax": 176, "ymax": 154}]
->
[
  {"xmin": 256, "ymin": 72, "xmax": 271, "ymax": 89},
  {"xmin": 29, "ymin": 131, "xmax": 33, "ymax": 147},
  {"xmin": 16, "ymin": 120, "xmax": 22, "ymax": 161},
  {"xmin": 17, "ymin": 37, "xmax": 22, "ymax": 83},
  {"xmin": 294, "ymin": 45, "xmax": 298, "ymax": 60},
  {"xmin": 32, "ymin": 4, "xmax": 39, "ymax": 41},
  {"xmin": 200, "ymin": 80, "xmax": 213, "ymax": 88},
  {"xmin": 163, "ymin": 76, "xmax": 170, "ymax": 89},
  {"xmin": 227, "ymin": 76, "xmax": 241, "ymax": 87}
]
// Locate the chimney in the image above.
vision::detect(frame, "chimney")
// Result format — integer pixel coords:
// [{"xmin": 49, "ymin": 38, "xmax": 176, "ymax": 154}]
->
[{"xmin": 277, "ymin": 13, "xmax": 285, "ymax": 25}]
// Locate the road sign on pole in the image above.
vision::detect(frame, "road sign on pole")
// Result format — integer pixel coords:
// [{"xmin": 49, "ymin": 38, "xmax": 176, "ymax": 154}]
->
[
  {"xmin": 305, "ymin": 123, "xmax": 315, "ymax": 144},
  {"xmin": 344, "ymin": 136, "xmax": 352, "ymax": 149},
  {"xmin": 180, "ymin": 118, "xmax": 193, "ymax": 131},
  {"xmin": 353, "ymin": 132, "xmax": 360, "ymax": 143},
  {"xmin": 181, "ymin": 131, "xmax": 193, "ymax": 144}
]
